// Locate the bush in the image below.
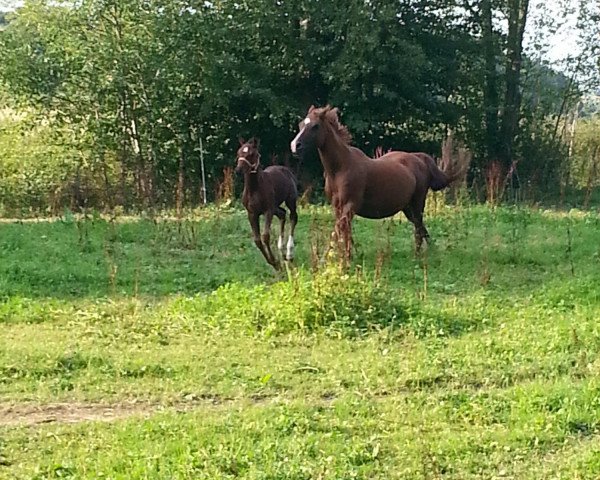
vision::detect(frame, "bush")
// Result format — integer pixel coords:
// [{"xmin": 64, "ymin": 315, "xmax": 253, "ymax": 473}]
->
[
  {"xmin": 167, "ymin": 264, "xmax": 467, "ymax": 338},
  {"xmin": 164, "ymin": 264, "xmax": 404, "ymax": 336}
]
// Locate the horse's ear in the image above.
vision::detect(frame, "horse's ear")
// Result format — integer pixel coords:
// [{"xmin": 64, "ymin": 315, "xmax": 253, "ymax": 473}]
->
[
  {"xmin": 249, "ymin": 137, "xmax": 259, "ymax": 148},
  {"xmin": 308, "ymin": 105, "xmax": 316, "ymax": 113},
  {"xmin": 238, "ymin": 137, "xmax": 246, "ymax": 146}
]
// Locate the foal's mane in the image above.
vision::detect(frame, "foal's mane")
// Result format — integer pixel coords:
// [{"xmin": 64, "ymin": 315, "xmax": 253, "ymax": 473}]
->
[{"xmin": 314, "ymin": 106, "xmax": 352, "ymax": 145}]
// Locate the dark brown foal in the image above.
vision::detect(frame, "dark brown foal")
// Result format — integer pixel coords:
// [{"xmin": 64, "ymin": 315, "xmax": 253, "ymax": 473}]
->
[{"xmin": 236, "ymin": 138, "xmax": 298, "ymax": 269}]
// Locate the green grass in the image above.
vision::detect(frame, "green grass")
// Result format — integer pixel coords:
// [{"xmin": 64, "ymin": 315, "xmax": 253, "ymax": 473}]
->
[{"xmin": 1, "ymin": 203, "xmax": 600, "ymax": 478}]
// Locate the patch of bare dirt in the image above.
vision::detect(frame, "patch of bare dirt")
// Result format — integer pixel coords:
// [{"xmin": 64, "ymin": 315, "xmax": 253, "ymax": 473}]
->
[
  {"xmin": 1, "ymin": 402, "xmax": 158, "ymax": 427},
  {"xmin": 0, "ymin": 393, "xmax": 341, "ymax": 428},
  {"xmin": 0, "ymin": 396, "xmax": 232, "ymax": 427}
]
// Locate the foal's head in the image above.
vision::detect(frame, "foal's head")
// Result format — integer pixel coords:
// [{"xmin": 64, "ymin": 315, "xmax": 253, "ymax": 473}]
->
[
  {"xmin": 290, "ymin": 105, "xmax": 351, "ymax": 161},
  {"xmin": 235, "ymin": 137, "xmax": 261, "ymax": 175}
]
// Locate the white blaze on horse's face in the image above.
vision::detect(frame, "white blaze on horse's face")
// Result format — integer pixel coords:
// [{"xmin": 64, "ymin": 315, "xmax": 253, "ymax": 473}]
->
[
  {"xmin": 242, "ymin": 146, "xmax": 249, "ymax": 153},
  {"xmin": 290, "ymin": 118, "xmax": 311, "ymax": 153}
]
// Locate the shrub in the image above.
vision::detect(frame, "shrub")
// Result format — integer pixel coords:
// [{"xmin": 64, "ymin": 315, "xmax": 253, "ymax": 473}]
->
[
  {"xmin": 166, "ymin": 264, "xmax": 405, "ymax": 336},
  {"xmin": 171, "ymin": 263, "xmax": 463, "ymax": 338}
]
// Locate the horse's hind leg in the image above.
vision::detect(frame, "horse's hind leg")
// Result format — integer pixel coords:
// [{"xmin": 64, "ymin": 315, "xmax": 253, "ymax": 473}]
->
[
  {"xmin": 262, "ymin": 210, "xmax": 279, "ymax": 268},
  {"xmin": 404, "ymin": 196, "xmax": 429, "ymax": 254},
  {"xmin": 403, "ymin": 207, "xmax": 419, "ymax": 253},
  {"xmin": 248, "ymin": 212, "xmax": 277, "ymax": 269},
  {"xmin": 274, "ymin": 206, "xmax": 286, "ymax": 255},
  {"xmin": 285, "ymin": 198, "xmax": 298, "ymax": 260},
  {"xmin": 413, "ymin": 194, "xmax": 430, "ymax": 247}
]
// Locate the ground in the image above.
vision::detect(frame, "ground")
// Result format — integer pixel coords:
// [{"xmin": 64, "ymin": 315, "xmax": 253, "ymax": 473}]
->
[{"xmin": 1, "ymin": 201, "xmax": 600, "ymax": 479}]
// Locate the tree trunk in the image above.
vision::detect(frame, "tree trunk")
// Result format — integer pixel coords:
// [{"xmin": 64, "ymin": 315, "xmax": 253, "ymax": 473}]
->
[
  {"xmin": 482, "ymin": 0, "xmax": 500, "ymax": 161},
  {"xmin": 583, "ymin": 146, "xmax": 599, "ymax": 209},
  {"xmin": 486, "ymin": 159, "xmax": 503, "ymax": 204},
  {"xmin": 560, "ymin": 107, "xmax": 580, "ymax": 206},
  {"xmin": 102, "ymin": 160, "xmax": 113, "ymax": 211},
  {"xmin": 176, "ymin": 140, "xmax": 185, "ymax": 217},
  {"xmin": 499, "ymin": 0, "xmax": 530, "ymax": 168}
]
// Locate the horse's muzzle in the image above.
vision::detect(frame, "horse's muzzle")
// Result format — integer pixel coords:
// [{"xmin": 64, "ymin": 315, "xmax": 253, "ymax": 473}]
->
[{"xmin": 292, "ymin": 144, "xmax": 304, "ymax": 159}]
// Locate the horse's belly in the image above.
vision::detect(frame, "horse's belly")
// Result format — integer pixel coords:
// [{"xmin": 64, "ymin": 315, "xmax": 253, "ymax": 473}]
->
[
  {"xmin": 357, "ymin": 170, "xmax": 414, "ymax": 218},
  {"xmin": 356, "ymin": 203, "xmax": 403, "ymax": 219}
]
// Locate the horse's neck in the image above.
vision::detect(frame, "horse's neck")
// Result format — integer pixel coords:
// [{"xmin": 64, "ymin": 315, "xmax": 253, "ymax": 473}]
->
[
  {"xmin": 243, "ymin": 170, "xmax": 262, "ymax": 193},
  {"xmin": 319, "ymin": 134, "xmax": 354, "ymax": 177}
]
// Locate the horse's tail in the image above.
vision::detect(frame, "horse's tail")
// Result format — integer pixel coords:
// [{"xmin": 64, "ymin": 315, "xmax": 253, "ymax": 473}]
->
[{"xmin": 418, "ymin": 153, "xmax": 466, "ymax": 192}]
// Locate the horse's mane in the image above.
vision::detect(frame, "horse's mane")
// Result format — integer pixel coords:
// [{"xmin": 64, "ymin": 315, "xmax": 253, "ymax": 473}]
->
[{"xmin": 313, "ymin": 106, "xmax": 352, "ymax": 145}]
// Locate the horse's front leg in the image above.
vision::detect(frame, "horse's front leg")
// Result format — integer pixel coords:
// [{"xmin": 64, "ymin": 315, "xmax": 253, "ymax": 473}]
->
[
  {"xmin": 333, "ymin": 202, "xmax": 354, "ymax": 265},
  {"xmin": 340, "ymin": 206, "xmax": 354, "ymax": 263},
  {"xmin": 248, "ymin": 211, "xmax": 277, "ymax": 269},
  {"xmin": 261, "ymin": 210, "xmax": 280, "ymax": 269}
]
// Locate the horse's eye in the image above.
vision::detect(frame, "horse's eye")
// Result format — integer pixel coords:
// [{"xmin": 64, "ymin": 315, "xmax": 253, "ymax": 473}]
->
[{"xmin": 311, "ymin": 123, "xmax": 319, "ymax": 130}]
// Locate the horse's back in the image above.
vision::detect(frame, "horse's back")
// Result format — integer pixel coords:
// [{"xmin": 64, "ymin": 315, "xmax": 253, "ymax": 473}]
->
[
  {"xmin": 264, "ymin": 165, "xmax": 297, "ymax": 186},
  {"xmin": 377, "ymin": 151, "xmax": 432, "ymax": 187},
  {"xmin": 264, "ymin": 165, "xmax": 298, "ymax": 203}
]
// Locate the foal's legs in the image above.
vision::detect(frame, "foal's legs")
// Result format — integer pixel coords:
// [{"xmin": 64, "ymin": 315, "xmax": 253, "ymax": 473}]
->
[
  {"xmin": 274, "ymin": 206, "xmax": 286, "ymax": 255},
  {"xmin": 261, "ymin": 210, "xmax": 279, "ymax": 267},
  {"xmin": 285, "ymin": 198, "xmax": 298, "ymax": 260},
  {"xmin": 248, "ymin": 211, "xmax": 277, "ymax": 268}
]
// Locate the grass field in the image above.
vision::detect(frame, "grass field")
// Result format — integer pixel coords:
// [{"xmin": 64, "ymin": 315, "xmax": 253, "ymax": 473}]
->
[{"xmin": 1, "ymin": 202, "xmax": 600, "ymax": 479}]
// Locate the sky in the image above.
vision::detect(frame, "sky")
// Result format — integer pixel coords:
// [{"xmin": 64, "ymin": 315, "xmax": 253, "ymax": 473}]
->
[{"xmin": 526, "ymin": 0, "xmax": 582, "ymax": 64}]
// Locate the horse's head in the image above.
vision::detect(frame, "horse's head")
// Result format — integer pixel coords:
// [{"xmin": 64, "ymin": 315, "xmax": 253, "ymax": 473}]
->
[
  {"xmin": 290, "ymin": 105, "xmax": 335, "ymax": 160},
  {"xmin": 235, "ymin": 137, "xmax": 261, "ymax": 175}
]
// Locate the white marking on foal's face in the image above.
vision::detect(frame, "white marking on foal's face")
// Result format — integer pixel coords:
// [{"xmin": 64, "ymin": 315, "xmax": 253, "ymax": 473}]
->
[
  {"xmin": 242, "ymin": 146, "xmax": 249, "ymax": 153},
  {"xmin": 304, "ymin": 118, "xmax": 311, "ymax": 125}
]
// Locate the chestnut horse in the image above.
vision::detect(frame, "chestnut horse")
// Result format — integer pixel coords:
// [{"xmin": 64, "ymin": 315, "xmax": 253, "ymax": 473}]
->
[
  {"xmin": 290, "ymin": 106, "xmax": 464, "ymax": 259},
  {"xmin": 236, "ymin": 138, "xmax": 298, "ymax": 269}
]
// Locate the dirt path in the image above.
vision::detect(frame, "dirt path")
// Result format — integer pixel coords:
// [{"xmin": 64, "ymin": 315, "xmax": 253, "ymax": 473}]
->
[
  {"xmin": 0, "ymin": 395, "xmax": 240, "ymax": 427},
  {"xmin": 0, "ymin": 392, "xmax": 360, "ymax": 428},
  {"xmin": 0, "ymin": 393, "xmax": 332, "ymax": 428}
]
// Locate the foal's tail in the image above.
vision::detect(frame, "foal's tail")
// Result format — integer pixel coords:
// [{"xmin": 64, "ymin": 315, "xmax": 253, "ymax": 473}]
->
[{"xmin": 418, "ymin": 153, "xmax": 467, "ymax": 192}]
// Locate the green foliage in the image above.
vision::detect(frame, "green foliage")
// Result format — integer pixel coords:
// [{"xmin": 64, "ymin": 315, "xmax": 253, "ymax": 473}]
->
[
  {"xmin": 0, "ymin": 0, "xmax": 586, "ymax": 211},
  {"xmin": 0, "ymin": 107, "xmax": 118, "ymax": 215},
  {"xmin": 571, "ymin": 117, "xmax": 600, "ymax": 190},
  {"xmin": 197, "ymin": 264, "xmax": 406, "ymax": 336}
]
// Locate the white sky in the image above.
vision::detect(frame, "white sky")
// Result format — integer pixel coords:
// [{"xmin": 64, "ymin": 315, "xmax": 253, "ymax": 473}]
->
[{"xmin": 526, "ymin": 0, "xmax": 581, "ymax": 64}]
